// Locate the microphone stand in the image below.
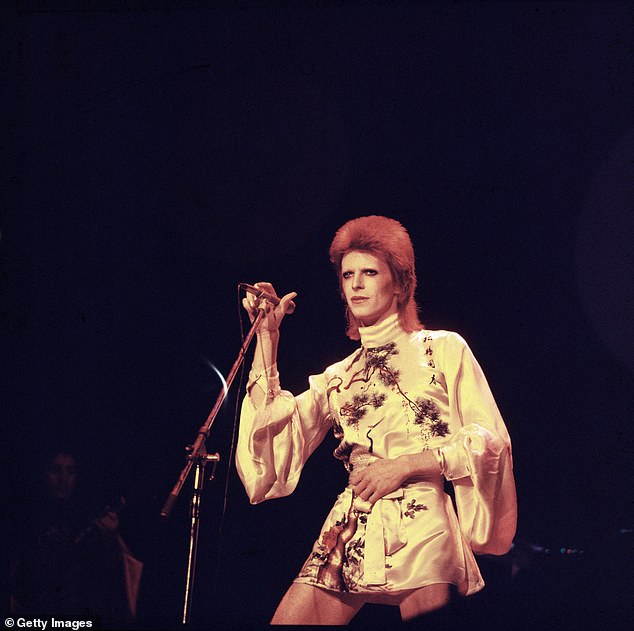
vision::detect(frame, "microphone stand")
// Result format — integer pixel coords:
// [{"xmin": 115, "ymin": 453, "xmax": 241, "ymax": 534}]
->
[{"xmin": 160, "ymin": 307, "xmax": 266, "ymax": 625}]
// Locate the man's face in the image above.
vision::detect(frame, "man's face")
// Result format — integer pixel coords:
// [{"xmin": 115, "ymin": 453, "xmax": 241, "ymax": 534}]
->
[
  {"xmin": 46, "ymin": 453, "xmax": 77, "ymax": 500},
  {"xmin": 341, "ymin": 250, "xmax": 399, "ymax": 327}
]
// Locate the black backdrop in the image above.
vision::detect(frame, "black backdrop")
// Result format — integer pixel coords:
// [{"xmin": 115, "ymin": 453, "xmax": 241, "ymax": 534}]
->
[{"xmin": 3, "ymin": 2, "xmax": 633, "ymax": 629}]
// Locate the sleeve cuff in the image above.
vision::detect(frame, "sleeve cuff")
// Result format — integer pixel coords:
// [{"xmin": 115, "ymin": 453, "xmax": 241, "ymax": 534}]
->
[
  {"xmin": 437, "ymin": 441, "xmax": 471, "ymax": 480},
  {"xmin": 247, "ymin": 364, "xmax": 281, "ymax": 401}
]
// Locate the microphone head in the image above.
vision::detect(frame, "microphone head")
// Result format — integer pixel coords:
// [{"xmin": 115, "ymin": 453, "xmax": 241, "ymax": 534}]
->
[{"xmin": 239, "ymin": 282, "xmax": 295, "ymax": 313}]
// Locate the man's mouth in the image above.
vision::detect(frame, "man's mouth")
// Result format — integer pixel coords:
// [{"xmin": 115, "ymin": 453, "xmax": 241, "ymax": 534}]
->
[{"xmin": 351, "ymin": 297, "xmax": 369, "ymax": 303}]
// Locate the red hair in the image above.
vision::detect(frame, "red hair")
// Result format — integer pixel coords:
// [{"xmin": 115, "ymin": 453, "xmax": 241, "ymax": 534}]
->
[{"xmin": 329, "ymin": 216, "xmax": 423, "ymax": 340}]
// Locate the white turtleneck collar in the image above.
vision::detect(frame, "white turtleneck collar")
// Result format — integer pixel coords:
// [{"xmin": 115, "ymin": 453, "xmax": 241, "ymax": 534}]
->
[{"xmin": 358, "ymin": 312, "xmax": 406, "ymax": 348}]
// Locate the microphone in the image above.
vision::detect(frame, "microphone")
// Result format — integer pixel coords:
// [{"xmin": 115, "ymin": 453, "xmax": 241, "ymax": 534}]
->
[{"xmin": 239, "ymin": 283, "xmax": 296, "ymax": 314}]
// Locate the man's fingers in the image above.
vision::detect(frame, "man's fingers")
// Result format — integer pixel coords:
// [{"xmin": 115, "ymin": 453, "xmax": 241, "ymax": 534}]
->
[
  {"xmin": 280, "ymin": 292, "xmax": 298, "ymax": 314},
  {"xmin": 242, "ymin": 297, "xmax": 256, "ymax": 321}
]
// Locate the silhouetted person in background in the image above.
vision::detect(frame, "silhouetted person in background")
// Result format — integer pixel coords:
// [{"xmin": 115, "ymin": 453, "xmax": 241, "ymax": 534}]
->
[{"xmin": 11, "ymin": 449, "xmax": 142, "ymax": 627}]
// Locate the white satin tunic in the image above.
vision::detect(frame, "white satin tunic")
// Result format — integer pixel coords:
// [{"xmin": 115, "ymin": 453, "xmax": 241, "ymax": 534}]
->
[{"xmin": 236, "ymin": 313, "xmax": 516, "ymax": 599}]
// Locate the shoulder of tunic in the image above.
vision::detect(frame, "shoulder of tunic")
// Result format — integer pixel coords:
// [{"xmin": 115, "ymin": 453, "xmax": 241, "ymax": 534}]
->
[{"xmin": 321, "ymin": 346, "xmax": 364, "ymax": 379}]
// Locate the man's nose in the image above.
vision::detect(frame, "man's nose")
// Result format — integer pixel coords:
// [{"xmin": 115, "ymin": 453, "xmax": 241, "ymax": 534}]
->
[{"xmin": 352, "ymin": 273, "xmax": 364, "ymax": 289}]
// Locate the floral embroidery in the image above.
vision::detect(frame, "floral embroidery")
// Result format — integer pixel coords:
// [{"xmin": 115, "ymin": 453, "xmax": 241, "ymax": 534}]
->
[
  {"xmin": 408, "ymin": 397, "xmax": 450, "ymax": 445},
  {"xmin": 299, "ymin": 498, "xmax": 365, "ymax": 592},
  {"xmin": 321, "ymin": 521, "xmax": 345, "ymax": 552},
  {"xmin": 331, "ymin": 335, "xmax": 450, "ymax": 458},
  {"xmin": 340, "ymin": 393, "xmax": 387, "ymax": 429},
  {"xmin": 365, "ymin": 346, "xmax": 450, "ymax": 439},
  {"xmin": 366, "ymin": 342, "xmax": 400, "ymax": 387},
  {"xmin": 430, "ymin": 419, "xmax": 449, "ymax": 436},
  {"xmin": 404, "ymin": 499, "xmax": 428, "ymax": 519},
  {"xmin": 342, "ymin": 533, "xmax": 366, "ymax": 590},
  {"xmin": 366, "ymin": 342, "xmax": 398, "ymax": 366},
  {"xmin": 412, "ymin": 398, "xmax": 450, "ymax": 437},
  {"xmin": 414, "ymin": 398, "xmax": 439, "ymax": 421}
]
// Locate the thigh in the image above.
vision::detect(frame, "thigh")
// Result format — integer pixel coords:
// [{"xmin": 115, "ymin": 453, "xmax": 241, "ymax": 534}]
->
[
  {"xmin": 399, "ymin": 583, "xmax": 453, "ymax": 621},
  {"xmin": 271, "ymin": 582, "xmax": 365, "ymax": 625}
]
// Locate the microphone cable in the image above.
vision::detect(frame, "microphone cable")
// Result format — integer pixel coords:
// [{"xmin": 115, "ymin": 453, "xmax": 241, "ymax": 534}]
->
[{"xmin": 210, "ymin": 284, "xmax": 249, "ymax": 603}]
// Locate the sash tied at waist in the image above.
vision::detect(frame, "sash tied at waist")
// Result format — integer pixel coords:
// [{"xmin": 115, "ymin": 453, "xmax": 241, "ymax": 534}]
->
[
  {"xmin": 347, "ymin": 450, "xmax": 446, "ymax": 586},
  {"xmin": 348, "ymin": 450, "xmax": 408, "ymax": 585},
  {"xmin": 352, "ymin": 488, "xmax": 407, "ymax": 585}
]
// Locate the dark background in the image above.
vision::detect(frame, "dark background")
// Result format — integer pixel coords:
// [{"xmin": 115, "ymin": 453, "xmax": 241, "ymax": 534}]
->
[{"xmin": 3, "ymin": 1, "xmax": 633, "ymax": 629}]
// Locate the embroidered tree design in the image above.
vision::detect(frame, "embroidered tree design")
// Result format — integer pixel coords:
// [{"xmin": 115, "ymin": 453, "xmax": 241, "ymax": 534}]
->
[
  {"xmin": 340, "ymin": 393, "xmax": 387, "ymax": 429},
  {"xmin": 333, "ymin": 339, "xmax": 450, "ymax": 445},
  {"xmin": 413, "ymin": 398, "xmax": 450, "ymax": 437},
  {"xmin": 366, "ymin": 342, "xmax": 401, "ymax": 387}
]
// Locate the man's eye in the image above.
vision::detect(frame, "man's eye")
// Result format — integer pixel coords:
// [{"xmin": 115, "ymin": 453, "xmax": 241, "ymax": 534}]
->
[
  {"xmin": 342, "ymin": 271, "xmax": 353, "ymax": 279},
  {"xmin": 365, "ymin": 270, "xmax": 377, "ymax": 276}
]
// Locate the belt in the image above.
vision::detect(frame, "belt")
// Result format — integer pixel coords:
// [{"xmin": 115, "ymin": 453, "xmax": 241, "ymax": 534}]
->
[
  {"xmin": 348, "ymin": 451, "xmax": 407, "ymax": 586},
  {"xmin": 352, "ymin": 488, "xmax": 407, "ymax": 586}
]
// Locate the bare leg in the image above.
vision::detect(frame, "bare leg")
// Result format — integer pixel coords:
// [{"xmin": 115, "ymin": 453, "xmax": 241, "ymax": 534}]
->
[
  {"xmin": 399, "ymin": 583, "xmax": 452, "ymax": 621},
  {"xmin": 271, "ymin": 582, "xmax": 365, "ymax": 625}
]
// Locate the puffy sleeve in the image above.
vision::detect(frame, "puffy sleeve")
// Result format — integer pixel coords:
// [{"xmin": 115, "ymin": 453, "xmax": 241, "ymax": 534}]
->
[
  {"xmin": 437, "ymin": 333, "xmax": 517, "ymax": 555},
  {"xmin": 235, "ymin": 364, "xmax": 332, "ymax": 504}
]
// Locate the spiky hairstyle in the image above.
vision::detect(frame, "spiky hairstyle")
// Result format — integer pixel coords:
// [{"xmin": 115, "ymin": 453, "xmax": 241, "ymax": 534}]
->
[{"xmin": 329, "ymin": 215, "xmax": 423, "ymax": 340}]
